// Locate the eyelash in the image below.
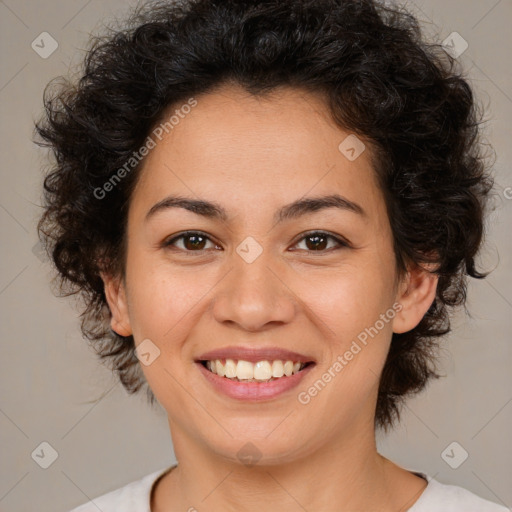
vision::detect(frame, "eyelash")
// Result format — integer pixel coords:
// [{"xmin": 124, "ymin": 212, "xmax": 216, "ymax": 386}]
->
[{"xmin": 162, "ymin": 230, "xmax": 350, "ymax": 255}]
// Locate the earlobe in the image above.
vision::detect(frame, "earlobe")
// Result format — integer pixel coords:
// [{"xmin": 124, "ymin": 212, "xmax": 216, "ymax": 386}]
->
[
  {"xmin": 100, "ymin": 271, "xmax": 133, "ymax": 337},
  {"xmin": 392, "ymin": 263, "xmax": 439, "ymax": 334}
]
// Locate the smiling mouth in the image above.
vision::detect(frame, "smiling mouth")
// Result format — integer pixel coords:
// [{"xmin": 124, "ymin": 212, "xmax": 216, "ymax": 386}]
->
[{"xmin": 198, "ymin": 359, "xmax": 315, "ymax": 382}]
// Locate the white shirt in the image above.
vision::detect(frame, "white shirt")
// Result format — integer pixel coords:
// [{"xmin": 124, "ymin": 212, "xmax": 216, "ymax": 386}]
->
[{"xmin": 69, "ymin": 465, "xmax": 510, "ymax": 512}]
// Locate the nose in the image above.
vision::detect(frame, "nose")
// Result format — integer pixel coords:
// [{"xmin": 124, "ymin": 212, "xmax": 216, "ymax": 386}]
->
[{"xmin": 211, "ymin": 250, "xmax": 296, "ymax": 332}]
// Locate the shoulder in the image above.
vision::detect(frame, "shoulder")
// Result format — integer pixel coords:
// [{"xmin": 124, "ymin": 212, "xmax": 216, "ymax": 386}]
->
[
  {"xmin": 67, "ymin": 466, "xmax": 171, "ymax": 512},
  {"xmin": 410, "ymin": 474, "xmax": 510, "ymax": 512}
]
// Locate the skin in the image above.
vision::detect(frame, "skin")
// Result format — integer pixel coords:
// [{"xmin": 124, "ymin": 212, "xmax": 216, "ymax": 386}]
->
[{"xmin": 102, "ymin": 83, "xmax": 438, "ymax": 512}]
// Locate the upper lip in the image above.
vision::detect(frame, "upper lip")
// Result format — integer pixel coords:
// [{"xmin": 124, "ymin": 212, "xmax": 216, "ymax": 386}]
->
[{"xmin": 196, "ymin": 346, "xmax": 316, "ymax": 364}]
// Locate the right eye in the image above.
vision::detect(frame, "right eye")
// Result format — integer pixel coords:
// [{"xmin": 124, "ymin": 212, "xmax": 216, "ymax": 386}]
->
[{"xmin": 162, "ymin": 231, "xmax": 221, "ymax": 253}]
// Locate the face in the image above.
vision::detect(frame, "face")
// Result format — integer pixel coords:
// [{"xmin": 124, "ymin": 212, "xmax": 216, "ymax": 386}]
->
[{"xmin": 103, "ymin": 84, "xmax": 437, "ymax": 465}]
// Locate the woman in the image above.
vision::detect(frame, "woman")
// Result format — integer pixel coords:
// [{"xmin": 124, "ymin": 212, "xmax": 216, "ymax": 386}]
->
[{"xmin": 34, "ymin": 0, "xmax": 507, "ymax": 510}]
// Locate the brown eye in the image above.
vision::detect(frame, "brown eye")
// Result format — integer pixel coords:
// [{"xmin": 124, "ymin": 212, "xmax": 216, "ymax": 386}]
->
[
  {"xmin": 181, "ymin": 233, "xmax": 207, "ymax": 250},
  {"xmin": 163, "ymin": 231, "xmax": 217, "ymax": 252},
  {"xmin": 292, "ymin": 231, "xmax": 348, "ymax": 252},
  {"xmin": 304, "ymin": 233, "xmax": 329, "ymax": 251}
]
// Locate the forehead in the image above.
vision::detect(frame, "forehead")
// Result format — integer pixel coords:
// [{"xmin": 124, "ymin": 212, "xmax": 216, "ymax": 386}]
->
[{"xmin": 129, "ymin": 83, "xmax": 385, "ymax": 225}]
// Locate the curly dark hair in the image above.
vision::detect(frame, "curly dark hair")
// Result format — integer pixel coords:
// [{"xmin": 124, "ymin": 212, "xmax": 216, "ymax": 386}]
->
[{"xmin": 34, "ymin": 0, "xmax": 494, "ymax": 430}]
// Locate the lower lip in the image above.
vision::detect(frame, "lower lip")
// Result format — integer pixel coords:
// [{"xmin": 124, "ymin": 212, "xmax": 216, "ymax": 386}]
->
[{"xmin": 195, "ymin": 361, "xmax": 315, "ymax": 402}]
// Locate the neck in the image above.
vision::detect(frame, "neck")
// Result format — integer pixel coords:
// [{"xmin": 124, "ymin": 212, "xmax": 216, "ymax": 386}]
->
[{"xmin": 152, "ymin": 417, "xmax": 427, "ymax": 512}]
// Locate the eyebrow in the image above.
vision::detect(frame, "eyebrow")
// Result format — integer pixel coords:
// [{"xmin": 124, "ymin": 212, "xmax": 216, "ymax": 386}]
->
[{"xmin": 144, "ymin": 193, "xmax": 366, "ymax": 224}]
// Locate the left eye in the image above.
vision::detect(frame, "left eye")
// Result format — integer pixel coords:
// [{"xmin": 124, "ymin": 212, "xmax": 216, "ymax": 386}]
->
[
  {"xmin": 162, "ymin": 231, "xmax": 348, "ymax": 254},
  {"xmin": 292, "ymin": 231, "xmax": 347, "ymax": 252}
]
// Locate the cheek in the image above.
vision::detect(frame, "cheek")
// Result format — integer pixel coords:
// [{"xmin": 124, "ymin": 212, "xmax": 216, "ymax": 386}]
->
[
  {"xmin": 306, "ymin": 262, "xmax": 395, "ymax": 335},
  {"xmin": 124, "ymin": 249, "xmax": 205, "ymax": 344},
  {"xmin": 298, "ymin": 259, "xmax": 396, "ymax": 404},
  {"xmin": 296, "ymin": 269, "xmax": 394, "ymax": 414},
  {"xmin": 124, "ymin": 258, "xmax": 208, "ymax": 407}
]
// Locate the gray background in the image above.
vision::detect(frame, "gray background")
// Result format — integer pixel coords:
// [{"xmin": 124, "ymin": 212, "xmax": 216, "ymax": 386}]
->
[{"xmin": 0, "ymin": 0, "xmax": 511, "ymax": 511}]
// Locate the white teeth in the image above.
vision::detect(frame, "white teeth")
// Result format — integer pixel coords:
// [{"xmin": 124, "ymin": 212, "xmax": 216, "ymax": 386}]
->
[
  {"xmin": 254, "ymin": 361, "xmax": 272, "ymax": 380},
  {"xmin": 203, "ymin": 359, "xmax": 307, "ymax": 381},
  {"xmin": 236, "ymin": 360, "xmax": 254, "ymax": 380},
  {"xmin": 271, "ymin": 360, "xmax": 284, "ymax": 378},
  {"xmin": 215, "ymin": 360, "xmax": 225, "ymax": 377},
  {"xmin": 224, "ymin": 358, "xmax": 237, "ymax": 378}
]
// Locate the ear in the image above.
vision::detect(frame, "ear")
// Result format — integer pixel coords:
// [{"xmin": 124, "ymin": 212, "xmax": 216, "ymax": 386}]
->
[
  {"xmin": 392, "ymin": 262, "xmax": 439, "ymax": 334},
  {"xmin": 100, "ymin": 271, "xmax": 132, "ymax": 337}
]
